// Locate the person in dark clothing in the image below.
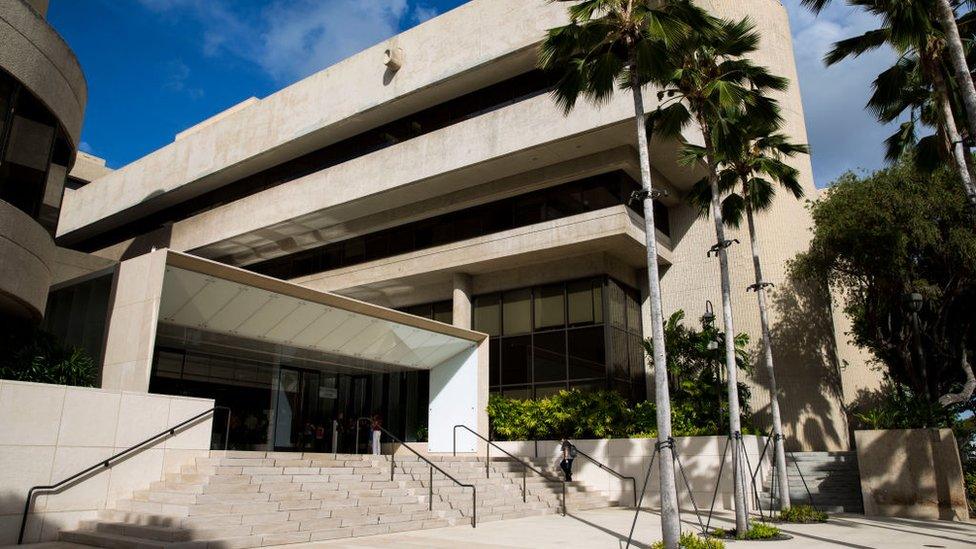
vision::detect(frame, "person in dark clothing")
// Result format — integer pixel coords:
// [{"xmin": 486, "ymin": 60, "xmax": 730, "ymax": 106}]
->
[{"xmin": 559, "ymin": 438, "xmax": 577, "ymax": 481}]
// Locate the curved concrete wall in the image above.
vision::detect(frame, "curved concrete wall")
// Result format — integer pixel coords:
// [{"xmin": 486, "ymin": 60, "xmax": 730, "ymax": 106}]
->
[
  {"xmin": 0, "ymin": 200, "xmax": 55, "ymax": 320},
  {"xmin": 0, "ymin": 0, "xmax": 87, "ymax": 146}
]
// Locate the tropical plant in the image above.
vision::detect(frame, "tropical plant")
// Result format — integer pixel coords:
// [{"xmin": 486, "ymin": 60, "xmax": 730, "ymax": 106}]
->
[
  {"xmin": 644, "ymin": 310, "xmax": 753, "ymax": 437},
  {"xmin": 778, "ymin": 504, "xmax": 829, "ymax": 523},
  {"xmin": 803, "ymin": 0, "xmax": 976, "ymax": 207},
  {"xmin": 686, "ymin": 109, "xmax": 809, "ymax": 509},
  {"xmin": 644, "ymin": 11, "xmax": 787, "ymax": 534},
  {"xmin": 0, "ymin": 328, "xmax": 97, "ymax": 387},
  {"xmin": 651, "ymin": 532, "xmax": 725, "ymax": 549},
  {"xmin": 539, "ymin": 2, "xmax": 712, "ymax": 543}
]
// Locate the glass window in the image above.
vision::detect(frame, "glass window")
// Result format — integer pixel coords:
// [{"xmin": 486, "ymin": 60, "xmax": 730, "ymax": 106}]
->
[
  {"xmin": 611, "ymin": 328, "xmax": 629, "ymax": 379},
  {"xmin": 568, "ymin": 326, "xmax": 606, "ymax": 380},
  {"xmin": 473, "ymin": 294, "xmax": 501, "ymax": 336},
  {"xmin": 626, "ymin": 290, "xmax": 642, "ymax": 334},
  {"xmin": 489, "ymin": 338, "xmax": 500, "ymax": 386},
  {"xmin": 502, "ymin": 386, "xmax": 532, "ymax": 400},
  {"xmin": 432, "ymin": 301, "xmax": 452, "ymax": 325},
  {"xmin": 568, "ymin": 279, "xmax": 595, "ymax": 326},
  {"xmin": 535, "ymin": 383, "xmax": 566, "ymax": 399},
  {"xmin": 534, "ymin": 284, "xmax": 565, "ymax": 330},
  {"xmin": 502, "ymin": 289, "xmax": 532, "ymax": 335},
  {"xmin": 532, "ymin": 331, "xmax": 566, "ymax": 382},
  {"xmin": 501, "ymin": 335, "xmax": 531, "ymax": 385}
]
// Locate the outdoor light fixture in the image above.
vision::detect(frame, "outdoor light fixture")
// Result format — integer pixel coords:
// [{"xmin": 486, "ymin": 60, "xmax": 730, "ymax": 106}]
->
[
  {"xmin": 702, "ymin": 300, "xmax": 719, "ymax": 351},
  {"xmin": 904, "ymin": 292, "xmax": 924, "ymax": 313}
]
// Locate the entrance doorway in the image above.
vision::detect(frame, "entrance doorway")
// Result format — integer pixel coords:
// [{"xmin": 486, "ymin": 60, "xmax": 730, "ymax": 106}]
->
[{"xmin": 272, "ymin": 367, "xmax": 374, "ymax": 453}]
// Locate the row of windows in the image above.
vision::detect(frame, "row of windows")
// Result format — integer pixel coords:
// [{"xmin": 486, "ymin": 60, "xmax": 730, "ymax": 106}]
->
[
  {"xmin": 0, "ymin": 68, "xmax": 73, "ymax": 235},
  {"xmin": 64, "ymin": 70, "xmax": 559, "ymax": 252},
  {"xmin": 247, "ymin": 171, "xmax": 669, "ymax": 280},
  {"xmin": 404, "ymin": 277, "xmax": 648, "ymax": 402}
]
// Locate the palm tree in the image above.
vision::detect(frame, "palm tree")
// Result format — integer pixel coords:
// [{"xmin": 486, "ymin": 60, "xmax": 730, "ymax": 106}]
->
[
  {"xmin": 687, "ymin": 112, "xmax": 809, "ymax": 511},
  {"xmin": 539, "ymin": 2, "xmax": 710, "ymax": 545},
  {"xmin": 803, "ymin": 0, "xmax": 976, "ymax": 207},
  {"xmin": 644, "ymin": 14, "xmax": 788, "ymax": 535},
  {"xmin": 825, "ymin": 1, "xmax": 976, "ymax": 203}
]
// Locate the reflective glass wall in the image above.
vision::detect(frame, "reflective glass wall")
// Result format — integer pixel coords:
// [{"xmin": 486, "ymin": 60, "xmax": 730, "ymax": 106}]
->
[
  {"xmin": 0, "ymin": 67, "xmax": 73, "ymax": 235},
  {"xmin": 407, "ymin": 276, "xmax": 647, "ymax": 402}
]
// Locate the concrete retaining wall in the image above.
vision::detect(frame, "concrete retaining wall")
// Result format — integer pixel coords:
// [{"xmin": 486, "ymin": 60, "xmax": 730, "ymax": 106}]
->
[
  {"xmin": 855, "ymin": 428, "xmax": 969, "ymax": 521},
  {"xmin": 0, "ymin": 380, "xmax": 215, "ymax": 544}
]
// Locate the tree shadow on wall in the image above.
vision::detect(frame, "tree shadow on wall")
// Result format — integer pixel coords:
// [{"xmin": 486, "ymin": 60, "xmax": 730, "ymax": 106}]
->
[{"xmin": 757, "ymin": 274, "xmax": 846, "ymax": 452}]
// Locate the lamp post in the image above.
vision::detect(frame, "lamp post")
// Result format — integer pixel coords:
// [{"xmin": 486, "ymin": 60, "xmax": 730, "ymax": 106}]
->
[
  {"xmin": 904, "ymin": 292, "xmax": 926, "ymax": 390},
  {"xmin": 701, "ymin": 301, "xmax": 722, "ymax": 427}
]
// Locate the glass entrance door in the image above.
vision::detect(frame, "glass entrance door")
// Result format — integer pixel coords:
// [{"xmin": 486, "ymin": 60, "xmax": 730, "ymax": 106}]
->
[{"xmin": 273, "ymin": 367, "xmax": 338, "ymax": 452}]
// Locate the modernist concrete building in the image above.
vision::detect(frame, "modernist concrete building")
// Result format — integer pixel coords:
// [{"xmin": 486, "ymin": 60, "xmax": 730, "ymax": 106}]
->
[
  {"xmin": 46, "ymin": 0, "xmax": 868, "ymax": 453},
  {"xmin": 0, "ymin": 0, "xmax": 86, "ymax": 323}
]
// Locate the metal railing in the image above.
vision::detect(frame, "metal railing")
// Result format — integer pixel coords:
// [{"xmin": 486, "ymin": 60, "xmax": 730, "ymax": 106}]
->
[
  {"xmin": 568, "ymin": 442, "xmax": 639, "ymax": 508},
  {"xmin": 452, "ymin": 425, "xmax": 566, "ymax": 516},
  {"xmin": 355, "ymin": 418, "xmax": 477, "ymax": 527},
  {"xmin": 17, "ymin": 405, "xmax": 231, "ymax": 544}
]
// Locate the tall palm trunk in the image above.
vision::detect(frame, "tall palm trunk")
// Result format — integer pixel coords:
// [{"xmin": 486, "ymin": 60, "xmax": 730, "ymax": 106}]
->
[
  {"xmin": 744, "ymin": 202, "xmax": 791, "ymax": 510},
  {"xmin": 934, "ymin": 0, "xmax": 976, "ymax": 201},
  {"xmin": 632, "ymin": 83, "xmax": 681, "ymax": 549},
  {"xmin": 702, "ymin": 126, "xmax": 750, "ymax": 536},
  {"xmin": 932, "ymin": 65, "xmax": 976, "ymax": 203}
]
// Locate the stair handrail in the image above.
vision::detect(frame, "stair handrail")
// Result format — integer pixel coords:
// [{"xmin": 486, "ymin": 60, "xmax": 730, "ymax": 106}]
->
[
  {"xmin": 567, "ymin": 442, "xmax": 638, "ymax": 508},
  {"xmin": 17, "ymin": 405, "xmax": 231, "ymax": 545},
  {"xmin": 452, "ymin": 424, "xmax": 566, "ymax": 516},
  {"xmin": 355, "ymin": 418, "xmax": 477, "ymax": 528}
]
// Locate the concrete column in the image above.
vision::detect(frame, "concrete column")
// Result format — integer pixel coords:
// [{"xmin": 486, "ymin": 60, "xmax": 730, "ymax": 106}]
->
[
  {"xmin": 100, "ymin": 249, "xmax": 167, "ymax": 392},
  {"xmin": 452, "ymin": 272, "xmax": 473, "ymax": 329}
]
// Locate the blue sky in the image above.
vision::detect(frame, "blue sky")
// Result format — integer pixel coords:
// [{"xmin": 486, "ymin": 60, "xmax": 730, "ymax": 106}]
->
[{"xmin": 47, "ymin": 0, "xmax": 893, "ymax": 188}]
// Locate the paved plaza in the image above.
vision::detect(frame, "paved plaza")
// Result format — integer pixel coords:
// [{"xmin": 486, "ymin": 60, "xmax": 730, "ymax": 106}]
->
[{"xmin": 279, "ymin": 507, "xmax": 974, "ymax": 548}]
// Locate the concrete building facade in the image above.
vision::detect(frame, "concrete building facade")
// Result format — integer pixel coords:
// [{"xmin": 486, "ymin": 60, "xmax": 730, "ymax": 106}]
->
[{"xmin": 47, "ymin": 0, "xmax": 867, "ymax": 452}]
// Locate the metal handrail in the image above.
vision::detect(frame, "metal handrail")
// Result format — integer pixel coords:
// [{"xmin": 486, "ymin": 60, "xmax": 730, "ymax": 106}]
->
[
  {"xmin": 452, "ymin": 425, "xmax": 566, "ymax": 516},
  {"xmin": 355, "ymin": 418, "xmax": 476, "ymax": 527},
  {"xmin": 569, "ymin": 443, "xmax": 639, "ymax": 508},
  {"xmin": 17, "ymin": 405, "xmax": 231, "ymax": 544}
]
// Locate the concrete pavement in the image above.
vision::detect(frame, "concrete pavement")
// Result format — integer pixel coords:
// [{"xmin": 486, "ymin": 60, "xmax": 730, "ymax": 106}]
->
[{"xmin": 269, "ymin": 507, "xmax": 976, "ymax": 548}]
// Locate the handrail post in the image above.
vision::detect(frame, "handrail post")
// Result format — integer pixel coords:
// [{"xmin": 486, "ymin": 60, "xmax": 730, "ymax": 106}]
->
[
  {"xmin": 332, "ymin": 420, "xmax": 338, "ymax": 457},
  {"xmin": 522, "ymin": 465, "xmax": 526, "ymax": 503},
  {"xmin": 562, "ymin": 480, "xmax": 567, "ymax": 516},
  {"xmin": 472, "ymin": 487, "xmax": 477, "ymax": 528},
  {"xmin": 485, "ymin": 441, "xmax": 490, "ymax": 479},
  {"xmin": 452, "ymin": 425, "xmax": 456, "ymax": 457},
  {"xmin": 428, "ymin": 467, "xmax": 434, "ymax": 512},
  {"xmin": 390, "ymin": 452, "xmax": 395, "ymax": 482}
]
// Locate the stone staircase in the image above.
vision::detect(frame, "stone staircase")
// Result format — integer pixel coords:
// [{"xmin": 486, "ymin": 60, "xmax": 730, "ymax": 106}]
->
[
  {"xmin": 59, "ymin": 451, "xmax": 612, "ymax": 548},
  {"xmin": 759, "ymin": 451, "xmax": 864, "ymax": 514}
]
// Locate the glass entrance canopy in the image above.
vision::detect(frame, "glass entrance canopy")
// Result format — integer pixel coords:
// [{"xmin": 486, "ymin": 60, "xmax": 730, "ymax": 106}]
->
[{"xmin": 143, "ymin": 251, "xmax": 486, "ymax": 453}]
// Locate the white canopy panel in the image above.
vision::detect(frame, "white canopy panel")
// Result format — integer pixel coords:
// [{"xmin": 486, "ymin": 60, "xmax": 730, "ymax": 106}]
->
[{"xmin": 158, "ymin": 266, "xmax": 474, "ymax": 370}]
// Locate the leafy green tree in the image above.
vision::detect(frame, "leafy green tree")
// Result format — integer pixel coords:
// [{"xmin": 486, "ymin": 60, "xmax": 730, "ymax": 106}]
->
[
  {"xmin": 645, "ymin": 13, "xmax": 786, "ymax": 533},
  {"xmin": 687, "ymin": 110, "xmax": 808, "ymax": 509},
  {"xmin": 791, "ymin": 162, "xmax": 976, "ymax": 408},
  {"xmin": 539, "ymin": 3, "xmax": 710, "ymax": 542}
]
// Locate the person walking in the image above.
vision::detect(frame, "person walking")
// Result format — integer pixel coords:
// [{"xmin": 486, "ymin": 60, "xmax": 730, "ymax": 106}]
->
[{"xmin": 559, "ymin": 438, "xmax": 577, "ymax": 482}]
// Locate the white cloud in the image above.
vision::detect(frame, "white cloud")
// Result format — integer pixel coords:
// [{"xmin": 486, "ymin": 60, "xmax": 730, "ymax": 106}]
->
[
  {"xmin": 163, "ymin": 58, "xmax": 204, "ymax": 99},
  {"xmin": 140, "ymin": 0, "xmax": 412, "ymax": 84},
  {"xmin": 782, "ymin": 0, "xmax": 899, "ymax": 187},
  {"xmin": 411, "ymin": 3, "xmax": 439, "ymax": 24}
]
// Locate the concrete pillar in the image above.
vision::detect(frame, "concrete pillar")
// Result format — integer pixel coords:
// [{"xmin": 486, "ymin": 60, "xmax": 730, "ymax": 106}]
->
[
  {"xmin": 100, "ymin": 249, "xmax": 167, "ymax": 392},
  {"xmin": 452, "ymin": 272, "xmax": 473, "ymax": 329}
]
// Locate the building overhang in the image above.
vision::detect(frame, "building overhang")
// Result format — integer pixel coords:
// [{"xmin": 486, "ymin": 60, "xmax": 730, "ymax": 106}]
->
[{"xmin": 161, "ymin": 251, "xmax": 485, "ymax": 372}]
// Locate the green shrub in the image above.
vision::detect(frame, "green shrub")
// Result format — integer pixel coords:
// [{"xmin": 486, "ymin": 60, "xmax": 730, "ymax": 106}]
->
[
  {"xmin": 0, "ymin": 329, "xmax": 96, "ymax": 387},
  {"xmin": 744, "ymin": 523, "xmax": 781, "ymax": 540},
  {"xmin": 651, "ymin": 532, "xmax": 725, "ymax": 549},
  {"xmin": 778, "ymin": 504, "xmax": 828, "ymax": 523}
]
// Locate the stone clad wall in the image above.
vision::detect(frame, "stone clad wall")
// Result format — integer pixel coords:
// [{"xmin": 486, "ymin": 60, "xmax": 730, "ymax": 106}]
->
[
  {"xmin": 855, "ymin": 428, "xmax": 969, "ymax": 521},
  {"xmin": 0, "ymin": 380, "xmax": 215, "ymax": 544},
  {"xmin": 492, "ymin": 436, "xmax": 770, "ymax": 512}
]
